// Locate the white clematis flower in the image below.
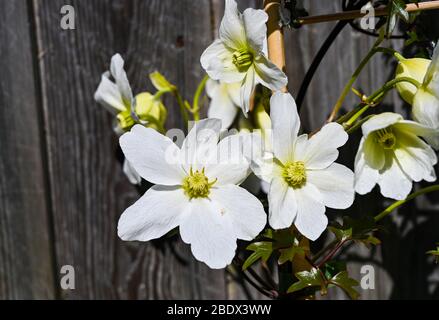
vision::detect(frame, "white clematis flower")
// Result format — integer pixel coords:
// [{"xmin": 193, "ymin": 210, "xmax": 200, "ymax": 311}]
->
[
  {"xmin": 118, "ymin": 119, "xmax": 267, "ymax": 269},
  {"xmin": 94, "ymin": 54, "xmax": 141, "ymax": 184},
  {"xmin": 395, "ymin": 45, "xmax": 439, "ymax": 149},
  {"xmin": 354, "ymin": 112, "xmax": 438, "ymax": 201},
  {"xmin": 201, "ymin": 0, "xmax": 288, "ymax": 114},
  {"xmin": 206, "ymin": 78, "xmax": 241, "ymax": 129},
  {"xmin": 252, "ymin": 92, "xmax": 354, "ymax": 241}
]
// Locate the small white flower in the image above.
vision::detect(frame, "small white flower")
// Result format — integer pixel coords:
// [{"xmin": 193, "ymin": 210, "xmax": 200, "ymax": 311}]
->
[
  {"xmin": 201, "ymin": 0, "xmax": 287, "ymax": 114},
  {"xmin": 206, "ymin": 78, "xmax": 241, "ymax": 129},
  {"xmin": 252, "ymin": 92, "xmax": 354, "ymax": 241},
  {"xmin": 395, "ymin": 45, "xmax": 439, "ymax": 149},
  {"xmin": 94, "ymin": 54, "xmax": 141, "ymax": 184},
  {"xmin": 355, "ymin": 112, "xmax": 438, "ymax": 200},
  {"xmin": 94, "ymin": 54, "xmax": 134, "ymax": 125},
  {"xmin": 118, "ymin": 119, "xmax": 266, "ymax": 269}
]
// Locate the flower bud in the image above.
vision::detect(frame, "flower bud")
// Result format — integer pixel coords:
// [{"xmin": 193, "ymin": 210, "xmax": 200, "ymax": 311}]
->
[{"xmin": 395, "ymin": 57, "xmax": 430, "ymax": 105}]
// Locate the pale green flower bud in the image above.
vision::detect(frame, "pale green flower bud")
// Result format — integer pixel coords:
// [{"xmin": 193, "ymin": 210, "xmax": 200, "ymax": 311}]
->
[{"xmin": 395, "ymin": 57, "xmax": 430, "ymax": 105}]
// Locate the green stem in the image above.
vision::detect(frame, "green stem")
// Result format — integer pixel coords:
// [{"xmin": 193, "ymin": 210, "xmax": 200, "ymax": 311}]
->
[
  {"xmin": 346, "ymin": 115, "xmax": 373, "ymax": 134},
  {"xmin": 343, "ymin": 77, "xmax": 421, "ymax": 131},
  {"xmin": 327, "ymin": 40, "xmax": 402, "ymax": 122},
  {"xmin": 173, "ymin": 90, "xmax": 189, "ymax": 126},
  {"xmin": 191, "ymin": 75, "xmax": 209, "ymax": 121},
  {"xmin": 374, "ymin": 185, "xmax": 439, "ymax": 222}
]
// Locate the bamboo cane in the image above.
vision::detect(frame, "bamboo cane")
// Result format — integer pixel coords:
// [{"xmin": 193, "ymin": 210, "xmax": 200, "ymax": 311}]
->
[
  {"xmin": 298, "ymin": 0, "xmax": 439, "ymax": 25},
  {"xmin": 264, "ymin": 0, "xmax": 313, "ymax": 297}
]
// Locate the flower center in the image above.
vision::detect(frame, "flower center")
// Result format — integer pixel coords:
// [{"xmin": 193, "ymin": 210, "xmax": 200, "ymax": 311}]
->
[
  {"xmin": 375, "ymin": 127, "xmax": 396, "ymax": 150},
  {"xmin": 232, "ymin": 48, "xmax": 254, "ymax": 72},
  {"xmin": 182, "ymin": 168, "xmax": 217, "ymax": 199},
  {"xmin": 282, "ymin": 161, "xmax": 307, "ymax": 189}
]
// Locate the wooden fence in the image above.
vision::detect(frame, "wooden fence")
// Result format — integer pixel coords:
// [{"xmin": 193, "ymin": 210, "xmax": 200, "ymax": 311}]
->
[{"xmin": 1, "ymin": 0, "xmax": 438, "ymax": 299}]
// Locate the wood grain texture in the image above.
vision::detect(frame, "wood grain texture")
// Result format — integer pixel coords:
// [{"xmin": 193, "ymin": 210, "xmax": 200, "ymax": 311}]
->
[
  {"xmin": 1, "ymin": 0, "xmax": 437, "ymax": 300},
  {"xmin": 0, "ymin": 0, "xmax": 56, "ymax": 299},
  {"xmin": 32, "ymin": 0, "xmax": 226, "ymax": 299}
]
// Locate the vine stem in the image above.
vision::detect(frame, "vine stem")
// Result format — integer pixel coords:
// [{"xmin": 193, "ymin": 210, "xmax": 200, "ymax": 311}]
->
[
  {"xmin": 327, "ymin": 38, "xmax": 384, "ymax": 123},
  {"xmin": 374, "ymin": 185, "xmax": 439, "ymax": 222},
  {"xmin": 343, "ymin": 76, "xmax": 421, "ymax": 130}
]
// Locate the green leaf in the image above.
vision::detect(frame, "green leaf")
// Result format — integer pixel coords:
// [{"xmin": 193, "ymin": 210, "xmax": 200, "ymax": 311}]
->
[
  {"xmin": 322, "ymin": 261, "xmax": 347, "ymax": 279},
  {"xmin": 329, "ymin": 271, "xmax": 360, "ymax": 300},
  {"xmin": 330, "ymin": 216, "xmax": 380, "ymax": 247},
  {"xmin": 242, "ymin": 241, "xmax": 273, "ymax": 270},
  {"xmin": 328, "ymin": 226, "xmax": 352, "ymax": 241},
  {"xmin": 393, "ymin": 0, "xmax": 409, "ymax": 23},
  {"xmin": 287, "ymin": 268, "xmax": 327, "ymax": 295},
  {"xmin": 278, "ymin": 246, "xmax": 306, "ymax": 265}
]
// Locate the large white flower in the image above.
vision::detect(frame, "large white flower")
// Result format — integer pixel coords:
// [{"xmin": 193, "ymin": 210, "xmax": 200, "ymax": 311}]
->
[
  {"xmin": 252, "ymin": 92, "xmax": 354, "ymax": 241},
  {"xmin": 395, "ymin": 45, "xmax": 439, "ymax": 149},
  {"xmin": 201, "ymin": 0, "xmax": 287, "ymax": 114},
  {"xmin": 118, "ymin": 119, "xmax": 266, "ymax": 269},
  {"xmin": 206, "ymin": 78, "xmax": 241, "ymax": 129},
  {"xmin": 354, "ymin": 112, "xmax": 438, "ymax": 200}
]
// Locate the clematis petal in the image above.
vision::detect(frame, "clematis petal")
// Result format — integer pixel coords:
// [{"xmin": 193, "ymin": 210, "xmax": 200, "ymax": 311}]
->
[
  {"xmin": 201, "ymin": 39, "xmax": 245, "ymax": 83},
  {"xmin": 297, "ymin": 123, "xmax": 348, "ymax": 170},
  {"xmin": 423, "ymin": 43, "xmax": 439, "ymax": 91},
  {"xmin": 394, "ymin": 119, "xmax": 439, "ymax": 138},
  {"xmin": 207, "ymin": 80, "xmax": 239, "ymax": 129},
  {"xmin": 394, "ymin": 130, "xmax": 437, "ymax": 182},
  {"xmin": 270, "ymin": 92, "xmax": 300, "ymax": 163},
  {"xmin": 118, "ymin": 185, "xmax": 187, "ymax": 241},
  {"xmin": 354, "ymin": 138, "xmax": 380, "ymax": 195},
  {"xmin": 240, "ymin": 67, "xmax": 256, "ymax": 114},
  {"xmin": 205, "ymin": 133, "xmax": 252, "ymax": 186},
  {"xmin": 268, "ymin": 177, "xmax": 297, "ymax": 230},
  {"xmin": 362, "ymin": 113, "xmax": 403, "ymax": 137},
  {"xmin": 179, "ymin": 198, "xmax": 237, "ymax": 269},
  {"xmin": 120, "ymin": 125, "xmax": 185, "ymax": 185},
  {"xmin": 254, "ymin": 55, "xmax": 288, "ymax": 91},
  {"xmin": 110, "ymin": 54, "xmax": 133, "ymax": 106},
  {"xmin": 94, "ymin": 72, "xmax": 126, "ymax": 114},
  {"xmin": 307, "ymin": 163, "xmax": 355, "ymax": 210},
  {"xmin": 363, "ymin": 134, "xmax": 385, "ymax": 170},
  {"xmin": 210, "ymin": 185, "xmax": 266, "ymax": 241},
  {"xmin": 294, "ymin": 183, "xmax": 327, "ymax": 241},
  {"xmin": 122, "ymin": 159, "xmax": 142, "ymax": 185},
  {"xmin": 378, "ymin": 156, "xmax": 413, "ymax": 200},
  {"xmin": 181, "ymin": 118, "xmax": 222, "ymax": 170},
  {"xmin": 219, "ymin": 0, "xmax": 246, "ymax": 50},
  {"xmin": 242, "ymin": 8, "xmax": 268, "ymax": 52},
  {"xmin": 412, "ymin": 89, "xmax": 439, "ymax": 149}
]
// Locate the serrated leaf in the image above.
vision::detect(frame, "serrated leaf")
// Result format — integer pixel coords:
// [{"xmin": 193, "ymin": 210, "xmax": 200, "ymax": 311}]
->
[
  {"xmin": 328, "ymin": 226, "xmax": 352, "ymax": 241},
  {"xmin": 322, "ymin": 261, "xmax": 347, "ymax": 279},
  {"xmin": 329, "ymin": 271, "xmax": 360, "ymax": 300},
  {"xmin": 278, "ymin": 246, "xmax": 306, "ymax": 265},
  {"xmin": 242, "ymin": 241, "xmax": 273, "ymax": 270},
  {"xmin": 287, "ymin": 268, "xmax": 327, "ymax": 295}
]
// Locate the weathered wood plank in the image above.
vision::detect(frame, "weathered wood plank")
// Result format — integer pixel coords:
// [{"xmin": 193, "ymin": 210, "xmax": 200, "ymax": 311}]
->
[
  {"xmin": 0, "ymin": 0, "xmax": 56, "ymax": 299},
  {"xmin": 33, "ymin": 0, "xmax": 226, "ymax": 299}
]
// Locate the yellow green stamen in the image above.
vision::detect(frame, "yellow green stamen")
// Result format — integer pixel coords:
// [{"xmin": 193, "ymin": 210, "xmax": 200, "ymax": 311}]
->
[
  {"xmin": 282, "ymin": 161, "xmax": 307, "ymax": 189},
  {"xmin": 232, "ymin": 48, "xmax": 254, "ymax": 72},
  {"xmin": 375, "ymin": 127, "xmax": 396, "ymax": 150},
  {"xmin": 182, "ymin": 168, "xmax": 217, "ymax": 199}
]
